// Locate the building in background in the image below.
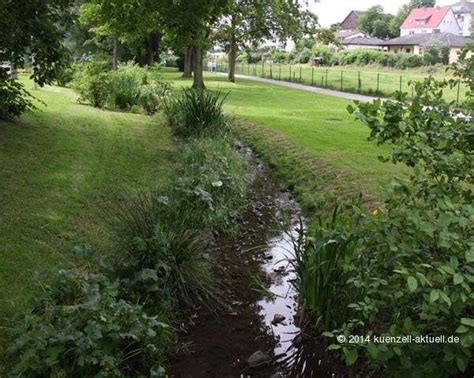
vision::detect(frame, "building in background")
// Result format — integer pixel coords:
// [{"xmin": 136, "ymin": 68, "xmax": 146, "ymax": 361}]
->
[
  {"xmin": 384, "ymin": 32, "xmax": 470, "ymax": 63},
  {"xmin": 451, "ymin": 1, "xmax": 474, "ymax": 36},
  {"xmin": 400, "ymin": 6, "xmax": 461, "ymax": 36}
]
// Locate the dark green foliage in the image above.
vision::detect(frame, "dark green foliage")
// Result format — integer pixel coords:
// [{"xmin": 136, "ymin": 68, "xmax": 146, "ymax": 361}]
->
[
  {"xmin": 325, "ymin": 76, "xmax": 473, "ymax": 374},
  {"xmin": 163, "ymin": 89, "xmax": 229, "ymax": 138},
  {"xmin": 0, "ymin": 73, "xmax": 36, "ymax": 120},
  {"xmin": 7, "ymin": 270, "xmax": 169, "ymax": 376},
  {"xmin": 423, "ymin": 41, "xmax": 450, "ymax": 66}
]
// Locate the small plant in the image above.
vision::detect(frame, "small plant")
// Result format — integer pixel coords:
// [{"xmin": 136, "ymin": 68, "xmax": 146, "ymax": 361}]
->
[
  {"xmin": 7, "ymin": 269, "xmax": 170, "ymax": 376},
  {"xmin": 163, "ymin": 88, "xmax": 229, "ymax": 139}
]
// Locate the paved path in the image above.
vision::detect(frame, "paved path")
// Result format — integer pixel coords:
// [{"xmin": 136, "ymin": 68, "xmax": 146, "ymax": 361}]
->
[{"xmin": 219, "ymin": 73, "xmax": 377, "ymax": 102}]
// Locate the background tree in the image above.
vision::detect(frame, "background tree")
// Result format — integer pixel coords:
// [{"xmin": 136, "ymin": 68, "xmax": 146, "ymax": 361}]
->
[
  {"xmin": 217, "ymin": 0, "xmax": 318, "ymax": 82},
  {"xmin": 159, "ymin": 0, "xmax": 230, "ymax": 89},
  {"xmin": 358, "ymin": 5, "xmax": 397, "ymax": 39},
  {"xmin": 0, "ymin": 0, "xmax": 74, "ymax": 119},
  {"xmin": 389, "ymin": 0, "xmax": 437, "ymax": 37},
  {"xmin": 79, "ymin": 0, "xmax": 163, "ymax": 69}
]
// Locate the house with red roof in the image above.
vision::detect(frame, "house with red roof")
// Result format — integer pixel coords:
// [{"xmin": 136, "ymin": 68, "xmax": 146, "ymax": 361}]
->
[{"xmin": 400, "ymin": 6, "xmax": 461, "ymax": 36}]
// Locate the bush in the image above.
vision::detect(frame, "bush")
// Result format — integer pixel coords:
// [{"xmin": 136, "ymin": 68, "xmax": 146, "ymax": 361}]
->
[
  {"xmin": 74, "ymin": 60, "xmax": 169, "ymax": 113},
  {"xmin": 55, "ymin": 65, "xmax": 75, "ymax": 87},
  {"xmin": 312, "ymin": 46, "xmax": 336, "ymax": 65},
  {"xmin": 0, "ymin": 73, "xmax": 36, "ymax": 120},
  {"xmin": 424, "ymin": 41, "xmax": 450, "ymax": 66},
  {"xmin": 163, "ymin": 88, "xmax": 229, "ymax": 139},
  {"xmin": 294, "ymin": 47, "xmax": 313, "ymax": 64},
  {"xmin": 325, "ymin": 78, "xmax": 474, "ymax": 375},
  {"xmin": 7, "ymin": 270, "xmax": 170, "ymax": 376}
]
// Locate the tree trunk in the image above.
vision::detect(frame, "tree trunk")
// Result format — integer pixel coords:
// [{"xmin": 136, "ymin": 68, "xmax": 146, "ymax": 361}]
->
[
  {"xmin": 228, "ymin": 34, "xmax": 237, "ymax": 83},
  {"xmin": 192, "ymin": 34, "xmax": 205, "ymax": 90},
  {"xmin": 146, "ymin": 32, "xmax": 161, "ymax": 66},
  {"xmin": 228, "ymin": 18, "xmax": 237, "ymax": 83},
  {"xmin": 112, "ymin": 37, "xmax": 118, "ymax": 70},
  {"xmin": 182, "ymin": 46, "xmax": 194, "ymax": 78}
]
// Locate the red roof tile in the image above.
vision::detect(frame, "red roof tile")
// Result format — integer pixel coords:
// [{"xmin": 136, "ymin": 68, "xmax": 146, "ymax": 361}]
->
[{"xmin": 401, "ymin": 6, "xmax": 451, "ymax": 29}]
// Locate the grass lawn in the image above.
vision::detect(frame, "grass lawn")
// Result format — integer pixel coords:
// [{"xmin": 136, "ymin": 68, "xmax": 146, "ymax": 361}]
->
[
  {"xmin": 220, "ymin": 62, "xmax": 468, "ymax": 102},
  {"xmin": 0, "ymin": 77, "xmax": 175, "ymax": 347},
  {"xmin": 163, "ymin": 69, "xmax": 408, "ymax": 206}
]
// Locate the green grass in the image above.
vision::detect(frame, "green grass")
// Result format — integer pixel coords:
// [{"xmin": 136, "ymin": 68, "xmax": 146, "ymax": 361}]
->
[
  {"xmin": 217, "ymin": 62, "xmax": 468, "ymax": 102},
  {"xmin": 0, "ymin": 76, "xmax": 175, "ymax": 346},
  {"xmin": 162, "ymin": 69, "xmax": 408, "ymax": 206}
]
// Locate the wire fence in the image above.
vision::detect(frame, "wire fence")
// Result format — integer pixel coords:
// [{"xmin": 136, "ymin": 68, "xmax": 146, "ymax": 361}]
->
[{"xmin": 213, "ymin": 62, "xmax": 466, "ymax": 104}]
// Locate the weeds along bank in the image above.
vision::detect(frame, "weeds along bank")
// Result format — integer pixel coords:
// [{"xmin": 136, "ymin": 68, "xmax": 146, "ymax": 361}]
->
[{"xmin": 4, "ymin": 67, "xmax": 249, "ymax": 375}]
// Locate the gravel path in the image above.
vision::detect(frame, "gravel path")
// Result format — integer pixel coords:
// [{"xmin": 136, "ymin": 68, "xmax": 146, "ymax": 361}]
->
[{"xmin": 221, "ymin": 73, "xmax": 378, "ymax": 102}]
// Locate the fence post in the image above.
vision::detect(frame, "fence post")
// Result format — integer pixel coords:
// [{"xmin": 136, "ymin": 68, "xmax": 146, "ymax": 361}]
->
[
  {"xmin": 376, "ymin": 73, "xmax": 380, "ymax": 94},
  {"xmin": 289, "ymin": 65, "xmax": 292, "ymax": 81},
  {"xmin": 299, "ymin": 66, "xmax": 302, "ymax": 82},
  {"xmin": 340, "ymin": 70, "xmax": 344, "ymax": 91},
  {"xmin": 279, "ymin": 64, "xmax": 281, "ymax": 80},
  {"xmin": 321, "ymin": 75, "xmax": 324, "ymax": 87},
  {"xmin": 311, "ymin": 67, "xmax": 314, "ymax": 86},
  {"xmin": 325, "ymin": 69, "xmax": 328, "ymax": 87},
  {"xmin": 399, "ymin": 75, "xmax": 403, "ymax": 92},
  {"xmin": 270, "ymin": 62, "xmax": 273, "ymax": 79},
  {"xmin": 456, "ymin": 79, "xmax": 461, "ymax": 105},
  {"xmin": 262, "ymin": 61, "xmax": 265, "ymax": 78},
  {"xmin": 358, "ymin": 71, "xmax": 361, "ymax": 93},
  {"xmin": 248, "ymin": 63, "xmax": 250, "ymax": 76}
]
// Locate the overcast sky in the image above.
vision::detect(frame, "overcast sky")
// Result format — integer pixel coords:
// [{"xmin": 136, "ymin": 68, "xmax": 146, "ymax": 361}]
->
[{"xmin": 309, "ymin": 0, "xmax": 454, "ymax": 27}]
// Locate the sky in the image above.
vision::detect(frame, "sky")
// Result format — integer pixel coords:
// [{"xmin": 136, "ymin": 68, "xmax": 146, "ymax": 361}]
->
[{"xmin": 308, "ymin": 0, "xmax": 455, "ymax": 27}]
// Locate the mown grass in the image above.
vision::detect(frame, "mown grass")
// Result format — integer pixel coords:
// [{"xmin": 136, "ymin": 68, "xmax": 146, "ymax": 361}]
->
[
  {"xmin": 162, "ymin": 69, "xmax": 409, "ymax": 208},
  {"xmin": 0, "ymin": 76, "xmax": 175, "ymax": 348},
  {"xmin": 224, "ymin": 62, "xmax": 468, "ymax": 102}
]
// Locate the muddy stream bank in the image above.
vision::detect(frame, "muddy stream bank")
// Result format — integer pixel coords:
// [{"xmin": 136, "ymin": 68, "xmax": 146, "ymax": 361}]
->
[{"xmin": 170, "ymin": 144, "xmax": 345, "ymax": 377}]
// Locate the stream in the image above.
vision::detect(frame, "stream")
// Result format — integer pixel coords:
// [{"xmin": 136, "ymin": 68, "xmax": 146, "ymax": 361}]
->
[{"xmin": 170, "ymin": 144, "xmax": 345, "ymax": 377}]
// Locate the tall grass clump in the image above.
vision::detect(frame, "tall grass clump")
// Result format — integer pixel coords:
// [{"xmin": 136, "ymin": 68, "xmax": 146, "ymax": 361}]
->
[
  {"xmin": 163, "ymin": 88, "xmax": 229, "ymax": 139},
  {"xmin": 291, "ymin": 207, "xmax": 359, "ymax": 331},
  {"xmin": 107, "ymin": 192, "xmax": 221, "ymax": 311}
]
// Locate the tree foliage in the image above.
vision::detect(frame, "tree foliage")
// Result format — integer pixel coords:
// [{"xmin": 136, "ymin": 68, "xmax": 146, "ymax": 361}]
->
[{"xmin": 358, "ymin": 5, "xmax": 397, "ymax": 39}]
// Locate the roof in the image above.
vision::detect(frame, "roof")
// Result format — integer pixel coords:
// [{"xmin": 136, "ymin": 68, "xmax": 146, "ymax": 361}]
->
[
  {"xmin": 342, "ymin": 36, "xmax": 384, "ymax": 46},
  {"xmin": 336, "ymin": 30, "xmax": 365, "ymax": 39},
  {"xmin": 383, "ymin": 32, "xmax": 471, "ymax": 47},
  {"xmin": 451, "ymin": 1, "xmax": 474, "ymax": 13},
  {"xmin": 401, "ymin": 6, "xmax": 451, "ymax": 29},
  {"xmin": 340, "ymin": 10, "xmax": 365, "ymax": 31}
]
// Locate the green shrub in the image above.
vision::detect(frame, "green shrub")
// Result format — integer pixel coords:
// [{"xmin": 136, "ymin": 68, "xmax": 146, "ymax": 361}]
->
[
  {"xmin": 163, "ymin": 88, "xmax": 229, "ymax": 139},
  {"xmin": 328, "ymin": 77, "xmax": 474, "ymax": 375},
  {"xmin": 294, "ymin": 47, "xmax": 313, "ymax": 64},
  {"xmin": 7, "ymin": 269, "xmax": 170, "ymax": 376},
  {"xmin": 312, "ymin": 46, "xmax": 336, "ymax": 65},
  {"xmin": 55, "ymin": 65, "xmax": 75, "ymax": 87},
  {"xmin": 424, "ymin": 41, "xmax": 450, "ymax": 66},
  {"xmin": 74, "ymin": 60, "xmax": 169, "ymax": 113},
  {"xmin": 0, "ymin": 73, "xmax": 36, "ymax": 120}
]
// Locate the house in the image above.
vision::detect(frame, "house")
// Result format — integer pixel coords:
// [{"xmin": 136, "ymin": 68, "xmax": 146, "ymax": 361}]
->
[
  {"xmin": 383, "ymin": 32, "xmax": 471, "ymax": 63},
  {"xmin": 451, "ymin": 1, "xmax": 474, "ymax": 36},
  {"xmin": 339, "ymin": 10, "xmax": 365, "ymax": 32},
  {"xmin": 341, "ymin": 36, "xmax": 385, "ymax": 50},
  {"xmin": 401, "ymin": 6, "xmax": 461, "ymax": 36}
]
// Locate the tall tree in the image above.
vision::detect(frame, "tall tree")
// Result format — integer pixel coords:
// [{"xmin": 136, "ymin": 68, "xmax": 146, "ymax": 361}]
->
[
  {"xmin": 358, "ymin": 5, "xmax": 397, "ymax": 39},
  {"xmin": 0, "ymin": 0, "xmax": 73, "ymax": 85},
  {"xmin": 79, "ymin": 0, "xmax": 163, "ymax": 69},
  {"xmin": 217, "ymin": 0, "xmax": 318, "ymax": 82},
  {"xmin": 159, "ymin": 0, "xmax": 230, "ymax": 89}
]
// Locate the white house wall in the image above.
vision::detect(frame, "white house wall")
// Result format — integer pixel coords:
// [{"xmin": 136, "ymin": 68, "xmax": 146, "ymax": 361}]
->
[{"xmin": 401, "ymin": 8, "xmax": 461, "ymax": 36}]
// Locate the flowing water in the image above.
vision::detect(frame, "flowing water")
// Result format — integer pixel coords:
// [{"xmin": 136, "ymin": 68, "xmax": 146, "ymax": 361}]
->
[{"xmin": 170, "ymin": 145, "xmax": 345, "ymax": 377}]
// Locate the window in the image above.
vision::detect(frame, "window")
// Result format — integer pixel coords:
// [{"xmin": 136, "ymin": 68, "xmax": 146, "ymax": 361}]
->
[
  {"xmin": 410, "ymin": 31, "xmax": 415, "ymax": 35},
  {"xmin": 406, "ymin": 48, "xmax": 411, "ymax": 53},
  {"xmin": 415, "ymin": 19, "xmax": 426, "ymax": 25}
]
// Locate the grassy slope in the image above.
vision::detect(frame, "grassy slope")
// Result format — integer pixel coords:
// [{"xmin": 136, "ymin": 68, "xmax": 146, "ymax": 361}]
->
[
  {"xmin": 0, "ymin": 78, "xmax": 175, "ymax": 343},
  {"xmin": 163, "ymin": 69, "xmax": 407, "ymax": 204}
]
